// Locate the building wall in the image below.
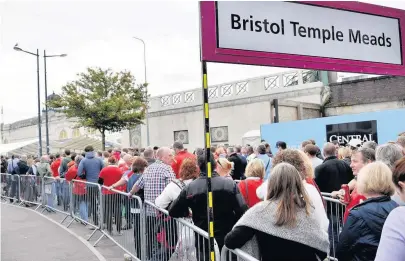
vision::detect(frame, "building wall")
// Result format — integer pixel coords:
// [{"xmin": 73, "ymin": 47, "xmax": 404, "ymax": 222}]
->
[{"xmin": 325, "ymin": 76, "xmax": 405, "ymax": 116}]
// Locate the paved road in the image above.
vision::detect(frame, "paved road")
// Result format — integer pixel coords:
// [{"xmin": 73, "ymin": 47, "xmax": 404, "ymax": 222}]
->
[{"xmin": 1, "ymin": 203, "xmax": 103, "ymax": 261}]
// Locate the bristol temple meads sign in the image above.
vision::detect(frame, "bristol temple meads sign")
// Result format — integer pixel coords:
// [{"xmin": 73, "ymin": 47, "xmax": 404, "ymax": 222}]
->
[
  {"xmin": 200, "ymin": 1, "xmax": 405, "ymax": 76},
  {"xmin": 326, "ymin": 120, "xmax": 378, "ymax": 146}
]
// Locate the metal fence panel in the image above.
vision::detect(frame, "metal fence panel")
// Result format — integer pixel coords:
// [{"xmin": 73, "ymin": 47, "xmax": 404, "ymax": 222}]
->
[
  {"xmin": 41, "ymin": 177, "xmax": 72, "ymax": 223},
  {"xmin": 19, "ymin": 174, "xmax": 42, "ymax": 207},
  {"xmin": 67, "ymin": 179, "xmax": 102, "ymax": 240},
  {"xmin": 323, "ymin": 195, "xmax": 346, "ymax": 260},
  {"xmin": 1, "ymin": 173, "xmax": 20, "ymax": 203},
  {"xmin": 143, "ymin": 200, "xmax": 221, "ymax": 261}
]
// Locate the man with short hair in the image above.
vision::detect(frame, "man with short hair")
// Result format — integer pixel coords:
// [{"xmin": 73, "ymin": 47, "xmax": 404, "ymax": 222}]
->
[
  {"xmin": 51, "ymin": 153, "xmax": 63, "ymax": 206},
  {"xmin": 77, "ymin": 145, "xmax": 104, "ymax": 227},
  {"xmin": 59, "ymin": 149, "xmax": 72, "ymax": 211},
  {"xmin": 301, "ymin": 140, "xmax": 312, "ymax": 151},
  {"xmin": 227, "ymin": 147, "xmax": 247, "ymax": 180},
  {"xmin": 119, "ymin": 154, "xmax": 133, "ymax": 172},
  {"xmin": 362, "ymin": 141, "xmax": 378, "ymax": 151},
  {"xmin": 315, "ymin": 143, "xmax": 353, "ymax": 193},
  {"xmin": 256, "ymin": 144, "xmax": 272, "ymax": 180},
  {"xmin": 59, "ymin": 149, "xmax": 72, "ymax": 178},
  {"xmin": 332, "ymin": 147, "xmax": 375, "ymax": 222},
  {"xmin": 129, "ymin": 147, "xmax": 175, "ymax": 259},
  {"xmin": 171, "ymin": 141, "xmax": 195, "ymax": 179},
  {"xmin": 143, "ymin": 147, "xmax": 155, "ymax": 165},
  {"xmin": 304, "ymin": 144, "xmax": 323, "ymax": 169},
  {"xmin": 276, "ymin": 141, "xmax": 287, "ymax": 151}
]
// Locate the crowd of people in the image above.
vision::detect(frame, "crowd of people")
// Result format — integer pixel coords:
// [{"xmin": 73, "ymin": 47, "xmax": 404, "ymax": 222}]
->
[{"xmin": 1, "ymin": 134, "xmax": 405, "ymax": 261}]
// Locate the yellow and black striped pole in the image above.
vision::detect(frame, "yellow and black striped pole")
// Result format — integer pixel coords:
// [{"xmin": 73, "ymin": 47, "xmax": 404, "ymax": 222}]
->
[{"xmin": 202, "ymin": 60, "xmax": 215, "ymax": 261}]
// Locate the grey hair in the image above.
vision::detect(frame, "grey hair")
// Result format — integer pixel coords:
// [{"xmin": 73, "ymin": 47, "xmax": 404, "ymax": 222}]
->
[
  {"xmin": 362, "ymin": 141, "xmax": 378, "ymax": 151},
  {"xmin": 143, "ymin": 147, "xmax": 154, "ymax": 158},
  {"xmin": 75, "ymin": 155, "xmax": 84, "ymax": 165},
  {"xmin": 375, "ymin": 143, "xmax": 403, "ymax": 170},
  {"xmin": 40, "ymin": 155, "xmax": 49, "ymax": 163},
  {"xmin": 20, "ymin": 154, "xmax": 27, "ymax": 161}
]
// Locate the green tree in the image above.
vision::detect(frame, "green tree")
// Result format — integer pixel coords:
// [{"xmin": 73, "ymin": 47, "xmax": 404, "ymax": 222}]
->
[{"xmin": 48, "ymin": 67, "xmax": 147, "ymax": 150}]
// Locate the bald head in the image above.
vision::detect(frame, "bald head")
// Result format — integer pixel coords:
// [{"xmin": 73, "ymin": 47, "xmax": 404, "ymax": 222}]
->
[
  {"xmin": 323, "ymin": 143, "xmax": 336, "ymax": 158},
  {"xmin": 123, "ymin": 154, "xmax": 133, "ymax": 165},
  {"xmin": 157, "ymin": 147, "xmax": 174, "ymax": 165}
]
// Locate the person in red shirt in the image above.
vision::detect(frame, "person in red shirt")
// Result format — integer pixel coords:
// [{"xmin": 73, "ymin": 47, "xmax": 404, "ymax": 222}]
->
[
  {"xmin": 238, "ymin": 158, "xmax": 263, "ymax": 208},
  {"xmin": 119, "ymin": 154, "xmax": 133, "ymax": 173},
  {"xmin": 50, "ymin": 153, "xmax": 62, "ymax": 206},
  {"xmin": 98, "ymin": 156, "xmax": 124, "ymax": 235},
  {"xmin": 331, "ymin": 147, "xmax": 375, "ymax": 222},
  {"xmin": 171, "ymin": 141, "xmax": 196, "ymax": 178},
  {"xmin": 65, "ymin": 155, "xmax": 88, "ymax": 223},
  {"xmin": 50, "ymin": 154, "xmax": 61, "ymax": 177}
]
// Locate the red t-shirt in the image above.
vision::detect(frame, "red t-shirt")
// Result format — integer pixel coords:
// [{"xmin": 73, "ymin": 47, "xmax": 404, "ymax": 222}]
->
[
  {"xmin": 172, "ymin": 151, "xmax": 196, "ymax": 178},
  {"xmin": 51, "ymin": 158, "xmax": 61, "ymax": 177},
  {"xmin": 119, "ymin": 164, "xmax": 129, "ymax": 173},
  {"xmin": 238, "ymin": 179, "xmax": 263, "ymax": 208},
  {"xmin": 99, "ymin": 166, "xmax": 124, "ymax": 194},
  {"xmin": 65, "ymin": 165, "xmax": 86, "ymax": 195},
  {"xmin": 65, "ymin": 165, "xmax": 78, "ymax": 182},
  {"xmin": 344, "ymin": 187, "xmax": 367, "ymax": 223}
]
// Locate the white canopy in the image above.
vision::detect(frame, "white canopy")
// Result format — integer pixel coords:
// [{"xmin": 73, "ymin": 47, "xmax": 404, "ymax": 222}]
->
[
  {"xmin": 0, "ymin": 139, "xmax": 40, "ymax": 156},
  {"xmin": 242, "ymin": 130, "xmax": 261, "ymax": 147}
]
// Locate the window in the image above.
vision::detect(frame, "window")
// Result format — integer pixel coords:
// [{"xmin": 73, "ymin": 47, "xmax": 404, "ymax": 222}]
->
[
  {"xmin": 59, "ymin": 129, "xmax": 68, "ymax": 140},
  {"xmin": 210, "ymin": 126, "xmax": 228, "ymax": 142},
  {"xmin": 174, "ymin": 130, "xmax": 189, "ymax": 144},
  {"xmin": 72, "ymin": 128, "xmax": 81, "ymax": 138}
]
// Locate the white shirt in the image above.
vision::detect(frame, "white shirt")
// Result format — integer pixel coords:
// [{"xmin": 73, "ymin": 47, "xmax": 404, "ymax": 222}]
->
[
  {"xmin": 155, "ymin": 179, "xmax": 193, "ymax": 209},
  {"xmin": 310, "ymin": 157, "xmax": 323, "ymax": 170},
  {"xmin": 256, "ymin": 180, "xmax": 329, "ymax": 232}
]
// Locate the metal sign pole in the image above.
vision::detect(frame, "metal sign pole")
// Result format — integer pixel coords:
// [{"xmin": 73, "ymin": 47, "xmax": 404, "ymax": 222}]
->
[{"xmin": 201, "ymin": 60, "xmax": 215, "ymax": 261}]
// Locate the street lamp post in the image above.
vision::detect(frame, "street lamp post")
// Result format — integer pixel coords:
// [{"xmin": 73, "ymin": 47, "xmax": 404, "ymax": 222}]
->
[
  {"xmin": 44, "ymin": 50, "xmax": 67, "ymax": 154},
  {"xmin": 133, "ymin": 37, "xmax": 150, "ymax": 147},
  {"xmin": 13, "ymin": 44, "xmax": 42, "ymax": 156}
]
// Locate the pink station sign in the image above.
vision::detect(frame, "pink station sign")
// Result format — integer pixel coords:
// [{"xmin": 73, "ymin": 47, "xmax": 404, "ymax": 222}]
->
[{"xmin": 200, "ymin": 1, "xmax": 405, "ymax": 76}]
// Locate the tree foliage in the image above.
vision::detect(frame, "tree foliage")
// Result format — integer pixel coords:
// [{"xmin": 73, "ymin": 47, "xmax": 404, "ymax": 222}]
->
[{"xmin": 48, "ymin": 67, "xmax": 147, "ymax": 149}]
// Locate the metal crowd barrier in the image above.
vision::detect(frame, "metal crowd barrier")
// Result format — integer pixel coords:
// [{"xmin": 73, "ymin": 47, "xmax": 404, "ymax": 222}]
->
[
  {"xmin": 66, "ymin": 179, "xmax": 103, "ymax": 240},
  {"xmin": 221, "ymin": 246, "xmax": 260, "ymax": 261},
  {"xmin": 143, "ymin": 200, "xmax": 221, "ymax": 261},
  {"xmin": 94, "ymin": 186, "xmax": 144, "ymax": 261},
  {"xmin": 41, "ymin": 177, "xmax": 72, "ymax": 224},
  {"xmin": 1, "ymin": 173, "xmax": 20, "ymax": 203},
  {"xmin": 322, "ymin": 195, "xmax": 346, "ymax": 261},
  {"xmin": 19, "ymin": 174, "xmax": 42, "ymax": 209}
]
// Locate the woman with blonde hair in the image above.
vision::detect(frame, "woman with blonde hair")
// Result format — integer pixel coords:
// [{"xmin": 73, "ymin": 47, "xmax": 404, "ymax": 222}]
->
[
  {"xmin": 225, "ymin": 163, "xmax": 329, "ymax": 260},
  {"xmin": 338, "ymin": 147, "xmax": 352, "ymax": 166},
  {"xmin": 238, "ymin": 158, "xmax": 264, "ymax": 208},
  {"xmin": 216, "ymin": 157, "xmax": 233, "ymax": 180},
  {"xmin": 337, "ymin": 161, "xmax": 398, "ymax": 261}
]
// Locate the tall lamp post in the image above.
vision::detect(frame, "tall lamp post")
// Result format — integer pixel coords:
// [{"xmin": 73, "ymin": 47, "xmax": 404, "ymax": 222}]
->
[
  {"xmin": 13, "ymin": 44, "xmax": 42, "ymax": 156},
  {"xmin": 44, "ymin": 50, "xmax": 67, "ymax": 154},
  {"xmin": 133, "ymin": 36, "xmax": 150, "ymax": 147}
]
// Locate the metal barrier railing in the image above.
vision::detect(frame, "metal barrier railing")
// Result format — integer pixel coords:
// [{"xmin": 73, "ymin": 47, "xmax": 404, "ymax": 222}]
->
[
  {"xmin": 143, "ymin": 200, "xmax": 221, "ymax": 261},
  {"xmin": 66, "ymin": 179, "xmax": 102, "ymax": 240},
  {"xmin": 19, "ymin": 174, "xmax": 42, "ymax": 209},
  {"xmin": 322, "ymin": 195, "xmax": 346, "ymax": 260},
  {"xmin": 94, "ymin": 186, "xmax": 144, "ymax": 261},
  {"xmin": 41, "ymin": 177, "xmax": 72, "ymax": 223},
  {"xmin": 4, "ymin": 173, "xmax": 333, "ymax": 261},
  {"xmin": 1, "ymin": 173, "xmax": 20, "ymax": 203},
  {"xmin": 221, "ymin": 246, "xmax": 260, "ymax": 261}
]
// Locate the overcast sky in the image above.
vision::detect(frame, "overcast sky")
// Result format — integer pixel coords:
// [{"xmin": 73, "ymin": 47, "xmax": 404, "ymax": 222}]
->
[{"xmin": 0, "ymin": 0, "xmax": 404, "ymax": 124}]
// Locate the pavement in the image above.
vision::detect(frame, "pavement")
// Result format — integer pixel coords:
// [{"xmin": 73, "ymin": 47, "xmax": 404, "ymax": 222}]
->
[{"xmin": 1, "ymin": 203, "xmax": 106, "ymax": 261}]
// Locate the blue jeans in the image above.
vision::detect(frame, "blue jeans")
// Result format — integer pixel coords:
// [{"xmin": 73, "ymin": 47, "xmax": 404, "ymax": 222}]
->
[
  {"xmin": 74, "ymin": 195, "xmax": 88, "ymax": 222},
  {"xmin": 10, "ymin": 175, "xmax": 20, "ymax": 201}
]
